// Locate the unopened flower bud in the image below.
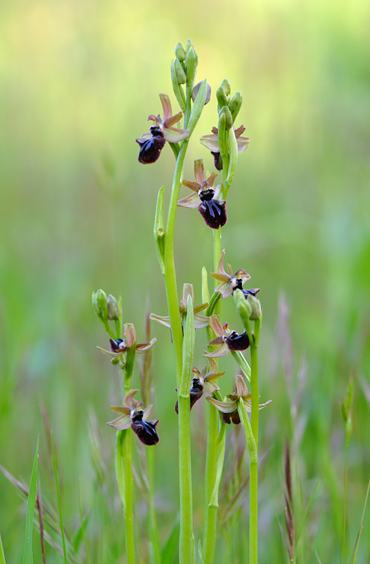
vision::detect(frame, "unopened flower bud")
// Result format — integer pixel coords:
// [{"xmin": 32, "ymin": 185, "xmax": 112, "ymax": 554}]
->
[
  {"xmin": 192, "ymin": 81, "xmax": 211, "ymax": 105},
  {"xmin": 216, "ymin": 86, "xmax": 228, "ymax": 111},
  {"xmin": 107, "ymin": 294, "xmax": 120, "ymax": 320},
  {"xmin": 235, "ymin": 289, "xmax": 253, "ymax": 319},
  {"xmin": 221, "ymin": 79, "xmax": 231, "ymax": 97},
  {"xmin": 175, "ymin": 42, "xmax": 186, "ymax": 62},
  {"xmin": 228, "ymin": 92, "xmax": 243, "ymax": 122},
  {"xmin": 92, "ymin": 289, "xmax": 108, "ymax": 321},
  {"xmin": 185, "ymin": 39, "xmax": 193, "ymax": 52},
  {"xmin": 247, "ymin": 295, "xmax": 262, "ymax": 320},
  {"xmin": 185, "ymin": 46, "xmax": 198, "ymax": 84},
  {"xmin": 174, "ymin": 59, "xmax": 186, "ymax": 84},
  {"xmin": 219, "ymin": 106, "xmax": 233, "ymax": 130}
]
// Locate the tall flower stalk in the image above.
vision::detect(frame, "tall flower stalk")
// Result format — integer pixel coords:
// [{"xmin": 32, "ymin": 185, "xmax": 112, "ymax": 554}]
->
[{"xmin": 93, "ymin": 40, "xmax": 269, "ymax": 564}]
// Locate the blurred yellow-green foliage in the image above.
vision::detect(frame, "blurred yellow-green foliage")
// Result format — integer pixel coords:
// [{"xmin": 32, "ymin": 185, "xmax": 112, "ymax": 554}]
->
[{"xmin": 1, "ymin": 0, "xmax": 370, "ymax": 562}]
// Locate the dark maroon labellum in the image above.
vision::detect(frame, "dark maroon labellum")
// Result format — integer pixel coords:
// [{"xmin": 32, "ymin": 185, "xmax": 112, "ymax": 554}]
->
[
  {"xmin": 225, "ymin": 331, "xmax": 250, "ymax": 351},
  {"xmin": 241, "ymin": 288, "xmax": 261, "ymax": 298},
  {"xmin": 198, "ymin": 198, "xmax": 227, "ymax": 229},
  {"xmin": 131, "ymin": 411, "xmax": 159, "ymax": 445},
  {"xmin": 211, "ymin": 151, "xmax": 223, "ymax": 171},
  {"xmin": 222, "ymin": 409, "xmax": 241, "ymax": 425},
  {"xmin": 175, "ymin": 378, "xmax": 203, "ymax": 414},
  {"xmin": 136, "ymin": 128, "xmax": 166, "ymax": 164},
  {"xmin": 109, "ymin": 338, "xmax": 125, "ymax": 353}
]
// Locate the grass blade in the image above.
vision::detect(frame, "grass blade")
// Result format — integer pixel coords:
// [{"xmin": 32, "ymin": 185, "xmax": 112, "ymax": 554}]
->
[
  {"xmin": 161, "ymin": 519, "xmax": 180, "ymax": 564},
  {"xmin": 349, "ymin": 478, "xmax": 370, "ymax": 564},
  {"xmin": 22, "ymin": 437, "xmax": 39, "ymax": 564},
  {"xmin": 0, "ymin": 534, "xmax": 7, "ymax": 564},
  {"xmin": 51, "ymin": 432, "xmax": 68, "ymax": 564}
]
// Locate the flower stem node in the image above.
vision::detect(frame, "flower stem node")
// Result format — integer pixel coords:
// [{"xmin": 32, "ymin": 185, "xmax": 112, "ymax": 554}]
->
[
  {"xmin": 177, "ymin": 159, "xmax": 226, "ymax": 229},
  {"xmin": 136, "ymin": 94, "xmax": 190, "ymax": 164},
  {"xmin": 108, "ymin": 389, "xmax": 160, "ymax": 446}
]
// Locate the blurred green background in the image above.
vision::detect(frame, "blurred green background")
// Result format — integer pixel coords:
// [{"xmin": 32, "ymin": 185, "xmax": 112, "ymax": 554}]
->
[{"xmin": 1, "ymin": 0, "xmax": 370, "ymax": 562}]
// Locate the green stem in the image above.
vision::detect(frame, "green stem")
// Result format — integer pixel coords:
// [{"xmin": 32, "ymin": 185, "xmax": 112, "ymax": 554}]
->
[
  {"xmin": 147, "ymin": 448, "xmax": 162, "ymax": 564},
  {"xmin": 123, "ymin": 429, "xmax": 135, "ymax": 564},
  {"xmin": 203, "ymin": 227, "xmax": 223, "ymax": 563},
  {"xmin": 164, "ymin": 139, "xmax": 189, "ymax": 387},
  {"xmin": 342, "ymin": 437, "xmax": 350, "ymax": 564},
  {"xmin": 249, "ymin": 340, "xmax": 259, "ymax": 564}
]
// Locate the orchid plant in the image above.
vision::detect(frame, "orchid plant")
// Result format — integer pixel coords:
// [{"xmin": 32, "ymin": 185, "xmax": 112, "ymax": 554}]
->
[{"xmin": 93, "ymin": 39, "xmax": 270, "ymax": 564}]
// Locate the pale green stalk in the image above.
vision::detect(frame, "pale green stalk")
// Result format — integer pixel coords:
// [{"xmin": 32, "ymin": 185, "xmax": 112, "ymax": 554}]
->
[
  {"xmin": 249, "ymin": 338, "xmax": 259, "ymax": 564},
  {"xmin": 178, "ymin": 295, "xmax": 195, "ymax": 564},
  {"xmin": 147, "ymin": 448, "xmax": 161, "ymax": 564},
  {"xmin": 203, "ymin": 228, "xmax": 222, "ymax": 564}
]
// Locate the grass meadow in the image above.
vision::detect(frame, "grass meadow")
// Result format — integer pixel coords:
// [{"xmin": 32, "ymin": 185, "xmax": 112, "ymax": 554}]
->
[{"xmin": 0, "ymin": 0, "xmax": 369, "ymax": 562}]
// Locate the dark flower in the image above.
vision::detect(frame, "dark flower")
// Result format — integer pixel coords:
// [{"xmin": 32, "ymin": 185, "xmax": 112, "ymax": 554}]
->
[
  {"xmin": 136, "ymin": 94, "xmax": 190, "ymax": 164},
  {"xmin": 211, "ymin": 249, "xmax": 260, "ymax": 299},
  {"xmin": 207, "ymin": 374, "xmax": 271, "ymax": 424},
  {"xmin": 97, "ymin": 323, "xmax": 156, "ymax": 357},
  {"xmin": 178, "ymin": 159, "xmax": 227, "ymax": 229},
  {"xmin": 174, "ymin": 358, "xmax": 224, "ymax": 413},
  {"xmin": 108, "ymin": 389, "xmax": 160, "ymax": 446},
  {"xmin": 204, "ymin": 316, "xmax": 250, "ymax": 358},
  {"xmin": 200, "ymin": 125, "xmax": 250, "ymax": 171}
]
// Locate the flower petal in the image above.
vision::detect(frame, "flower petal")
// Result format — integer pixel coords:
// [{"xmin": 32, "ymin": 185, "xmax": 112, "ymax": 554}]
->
[
  {"xmin": 194, "ymin": 159, "xmax": 206, "ymax": 184},
  {"xmin": 177, "ymin": 192, "xmax": 200, "ymax": 209},
  {"xmin": 216, "ymin": 249, "xmax": 228, "ymax": 276},
  {"xmin": 150, "ymin": 313, "xmax": 171, "ymax": 329},
  {"xmin": 96, "ymin": 346, "xmax": 124, "ymax": 358},
  {"xmin": 193, "ymin": 302, "xmax": 208, "ymax": 314},
  {"xmin": 214, "ymin": 282, "xmax": 232, "ymax": 299},
  {"xmin": 206, "ymin": 397, "xmax": 238, "ymax": 413},
  {"xmin": 136, "ymin": 338, "xmax": 157, "ymax": 353},
  {"xmin": 159, "ymin": 93, "xmax": 172, "ymax": 121},
  {"xmin": 163, "ymin": 112, "xmax": 182, "ymax": 128},
  {"xmin": 209, "ymin": 314, "xmax": 223, "ymax": 337},
  {"xmin": 203, "ymin": 343, "xmax": 229, "ymax": 358},
  {"xmin": 164, "ymin": 126, "xmax": 190, "ymax": 143},
  {"xmin": 199, "ymin": 133, "xmax": 220, "ymax": 152},
  {"xmin": 207, "ymin": 172, "xmax": 218, "ymax": 187},
  {"xmin": 237, "ymin": 136, "xmax": 250, "ymax": 153},
  {"xmin": 110, "ymin": 405, "xmax": 131, "ymax": 415},
  {"xmin": 107, "ymin": 414, "xmax": 131, "ymax": 430},
  {"xmin": 234, "ymin": 125, "xmax": 246, "ymax": 137},
  {"xmin": 123, "ymin": 389, "xmax": 140, "ymax": 409},
  {"xmin": 136, "ymin": 131, "xmax": 152, "ymax": 143},
  {"xmin": 182, "ymin": 179, "xmax": 201, "ymax": 192},
  {"xmin": 194, "ymin": 314, "xmax": 210, "ymax": 329}
]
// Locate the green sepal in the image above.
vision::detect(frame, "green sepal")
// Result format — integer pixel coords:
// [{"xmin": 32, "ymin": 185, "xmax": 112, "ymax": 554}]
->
[
  {"xmin": 175, "ymin": 42, "xmax": 186, "ymax": 62},
  {"xmin": 154, "ymin": 185, "xmax": 166, "ymax": 275},
  {"xmin": 188, "ymin": 80, "xmax": 208, "ymax": 134},
  {"xmin": 237, "ymin": 398, "xmax": 258, "ymax": 464},
  {"xmin": 221, "ymin": 78, "xmax": 231, "ymax": 97},
  {"xmin": 171, "ymin": 60, "xmax": 186, "ymax": 111},
  {"xmin": 228, "ymin": 91, "xmax": 243, "ymax": 123},
  {"xmin": 220, "ymin": 105, "xmax": 233, "ymax": 130},
  {"xmin": 185, "ymin": 39, "xmax": 193, "ymax": 52},
  {"xmin": 185, "ymin": 46, "xmax": 198, "ymax": 87},
  {"xmin": 175, "ymin": 58, "xmax": 186, "ymax": 85},
  {"xmin": 216, "ymin": 86, "xmax": 228, "ymax": 113}
]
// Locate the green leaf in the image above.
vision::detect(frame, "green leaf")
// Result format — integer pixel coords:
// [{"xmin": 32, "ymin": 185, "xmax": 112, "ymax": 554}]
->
[
  {"xmin": 209, "ymin": 418, "xmax": 226, "ymax": 507},
  {"xmin": 154, "ymin": 185, "xmax": 166, "ymax": 275},
  {"xmin": 161, "ymin": 519, "xmax": 180, "ymax": 564},
  {"xmin": 237, "ymin": 399, "xmax": 257, "ymax": 464},
  {"xmin": 187, "ymin": 80, "xmax": 208, "ymax": 134},
  {"xmin": 201, "ymin": 267, "xmax": 209, "ymax": 305},
  {"xmin": 0, "ymin": 534, "xmax": 7, "ymax": 564},
  {"xmin": 22, "ymin": 437, "xmax": 39, "ymax": 564},
  {"xmin": 72, "ymin": 512, "xmax": 90, "ymax": 553}
]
